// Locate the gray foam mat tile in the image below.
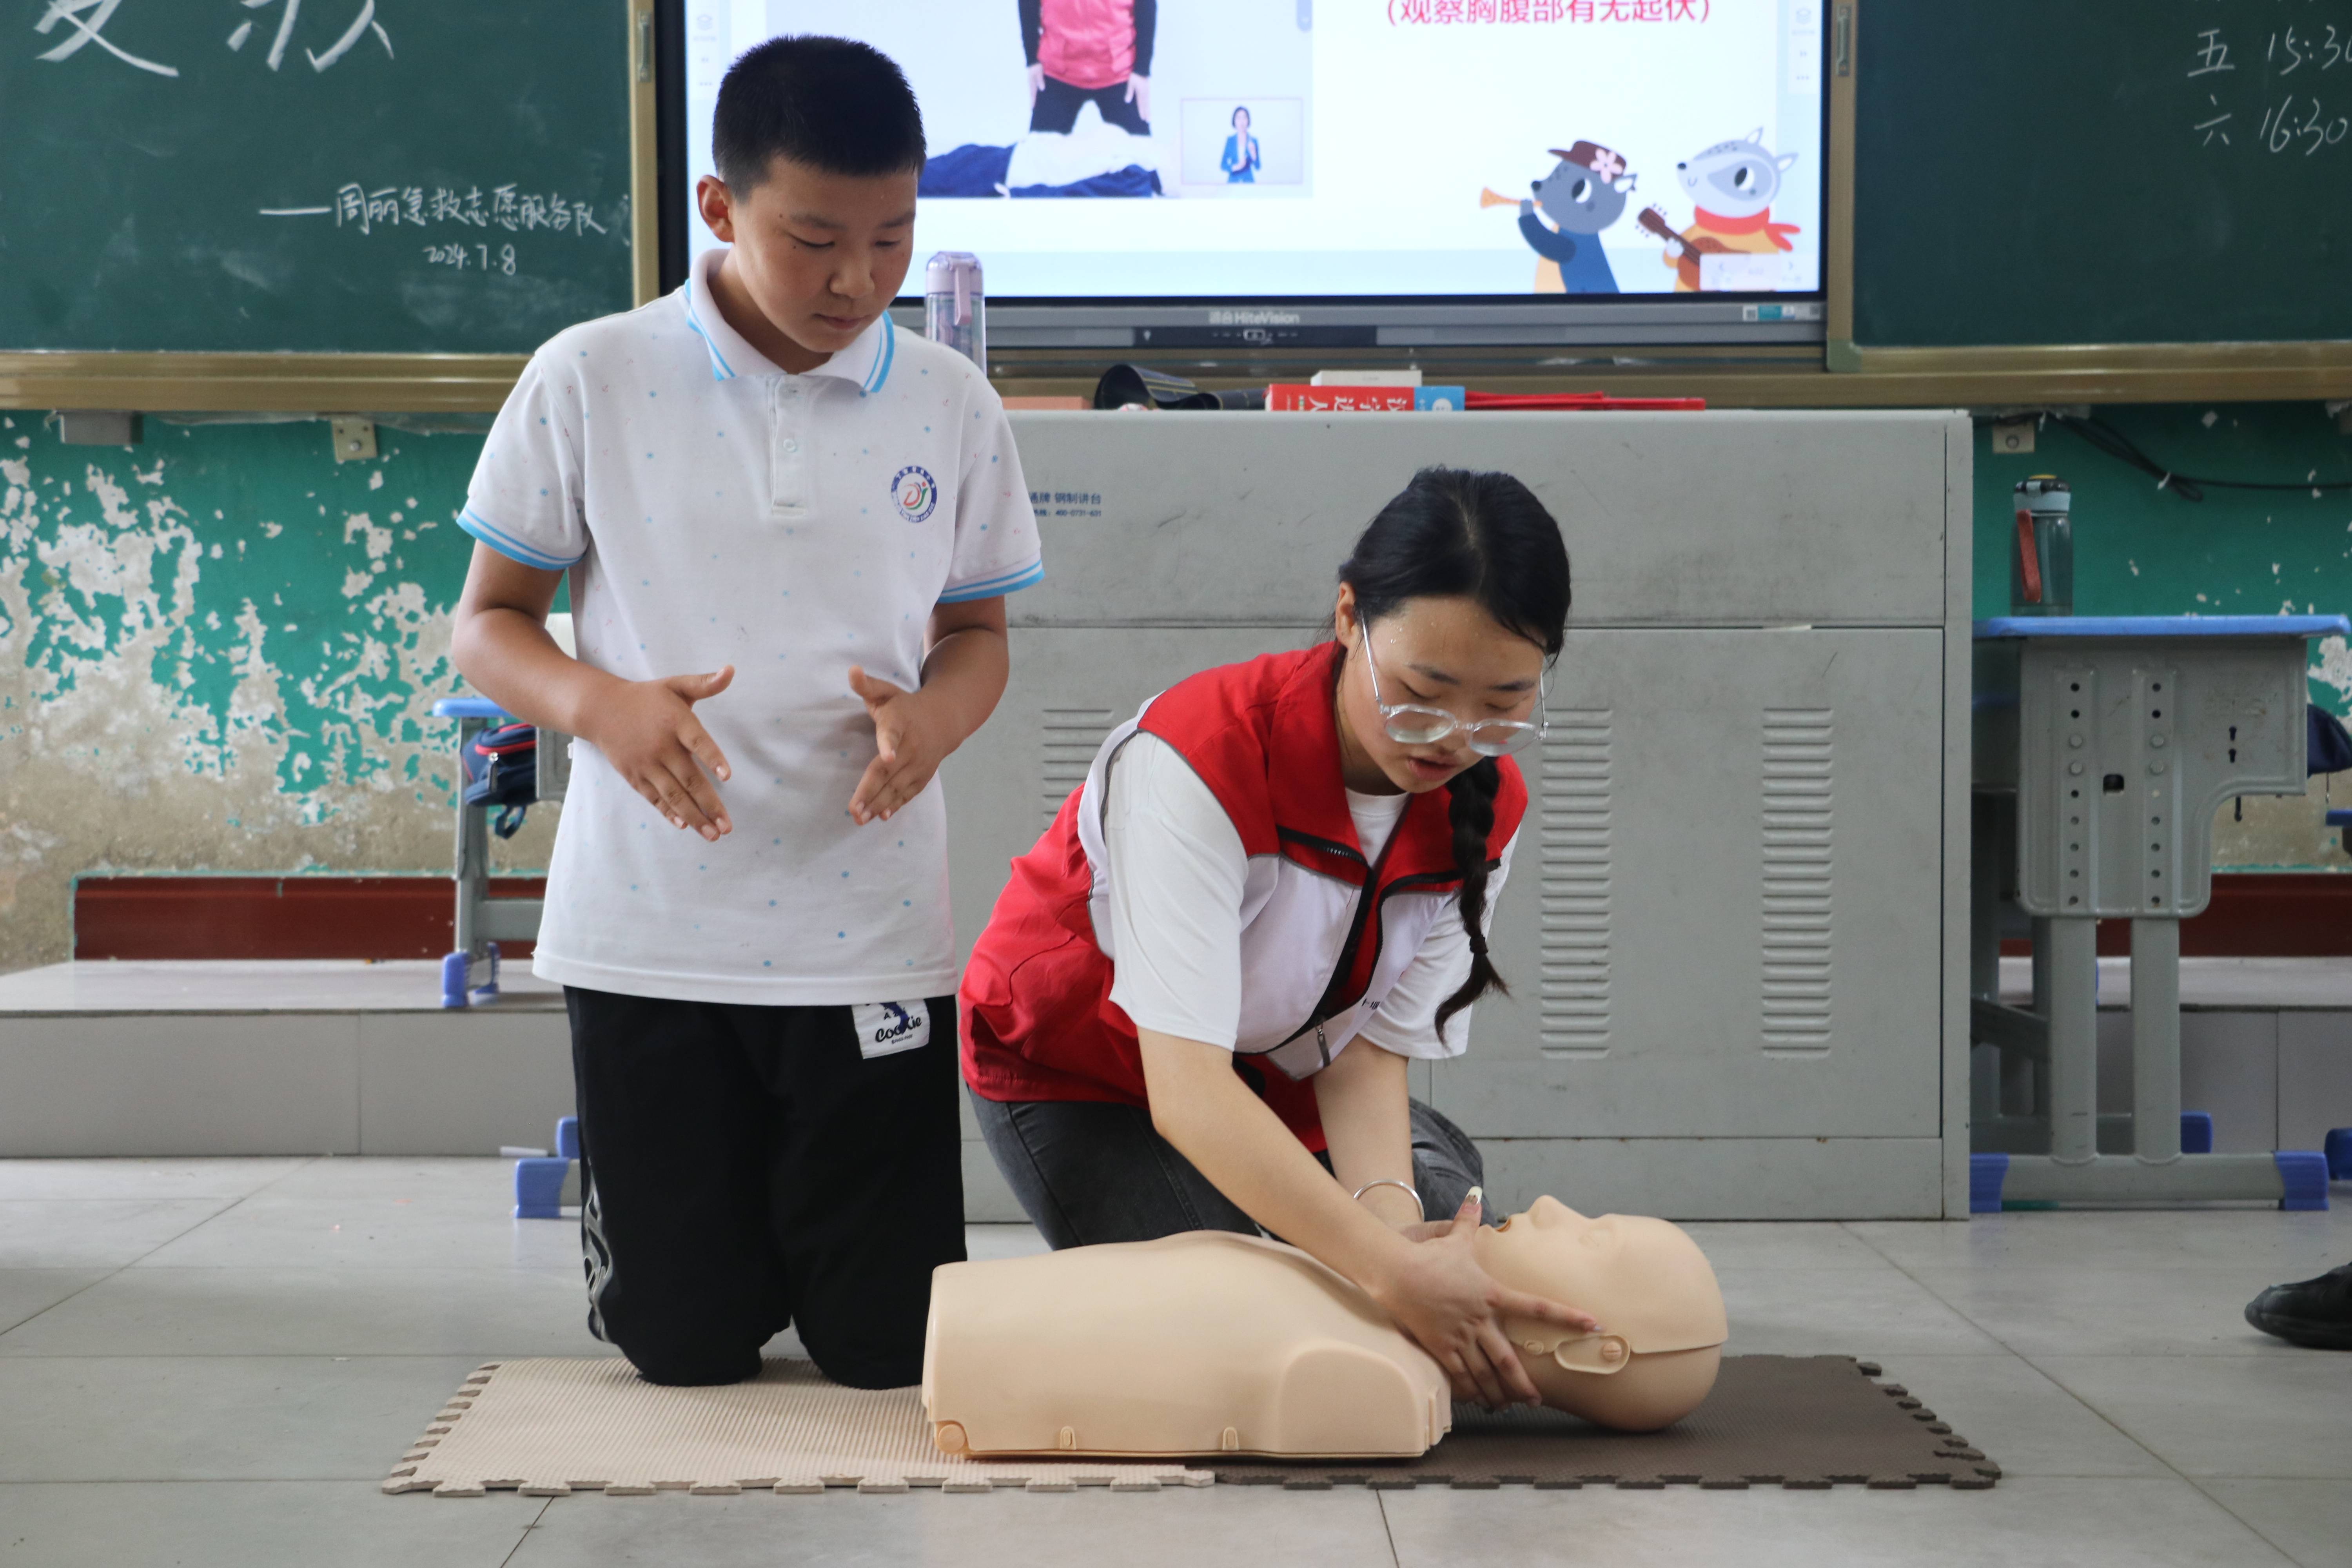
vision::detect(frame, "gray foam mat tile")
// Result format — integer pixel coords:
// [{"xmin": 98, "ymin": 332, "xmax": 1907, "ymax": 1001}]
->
[{"xmin": 1212, "ymin": 1356, "xmax": 2000, "ymax": 1491}]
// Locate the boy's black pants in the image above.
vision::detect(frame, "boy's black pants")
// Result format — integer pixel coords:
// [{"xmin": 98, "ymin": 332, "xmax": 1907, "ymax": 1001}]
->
[{"xmin": 565, "ymin": 986, "xmax": 965, "ymax": 1390}]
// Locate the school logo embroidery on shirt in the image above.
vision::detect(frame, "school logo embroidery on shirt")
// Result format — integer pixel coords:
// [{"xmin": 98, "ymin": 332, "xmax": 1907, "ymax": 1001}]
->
[{"xmin": 890, "ymin": 465, "xmax": 938, "ymax": 524}]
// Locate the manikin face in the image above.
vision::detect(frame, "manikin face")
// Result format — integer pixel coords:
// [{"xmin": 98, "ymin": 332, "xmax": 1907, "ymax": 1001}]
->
[{"xmin": 1473, "ymin": 1197, "xmax": 1729, "ymax": 1430}]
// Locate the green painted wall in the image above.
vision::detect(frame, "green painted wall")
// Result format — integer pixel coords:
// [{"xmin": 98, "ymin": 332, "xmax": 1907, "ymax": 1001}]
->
[
  {"xmin": 5, "ymin": 401, "xmax": 2347, "ymax": 973},
  {"xmin": 1973, "ymin": 401, "xmax": 2352, "ymax": 872},
  {"xmin": 0, "ymin": 415, "xmax": 553, "ymax": 970}
]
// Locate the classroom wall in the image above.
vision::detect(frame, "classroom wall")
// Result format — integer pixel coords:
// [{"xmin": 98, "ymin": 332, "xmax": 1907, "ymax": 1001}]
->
[
  {"xmin": 4, "ymin": 401, "xmax": 2347, "ymax": 975},
  {"xmin": 1973, "ymin": 401, "xmax": 2352, "ymax": 874},
  {"xmin": 0, "ymin": 416, "xmax": 550, "ymax": 973}
]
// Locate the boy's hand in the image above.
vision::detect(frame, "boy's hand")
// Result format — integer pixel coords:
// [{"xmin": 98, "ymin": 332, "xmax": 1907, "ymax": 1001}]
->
[
  {"xmin": 584, "ymin": 667, "xmax": 736, "ymax": 841},
  {"xmin": 848, "ymin": 666, "xmax": 946, "ymax": 826}
]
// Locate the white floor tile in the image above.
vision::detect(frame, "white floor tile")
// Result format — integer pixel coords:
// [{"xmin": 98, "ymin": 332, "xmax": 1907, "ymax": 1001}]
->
[
  {"xmin": 0, "ymin": 1167, "xmax": 2342, "ymax": 1562},
  {"xmin": 1909, "ymin": 1266, "xmax": 2309, "ymax": 1357},
  {"xmin": 0, "ymin": 1269, "xmax": 107, "ymax": 1334},
  {"xmin": 1715, "ymin": 1266, "xmax": 2008, "ymax": 1358},
  {"xmin": 1380, "ymin": 1476, "xmax": 2294, "ymax": 1567},
  {"xmin": 0, "ymin": 1157, "xmax": 311, "ymax": 1201},
  {"xmin": 961, "ymin": 1223, "xmax": 1050, "ymax": 1262},
  {"xmin": 1679, "ymin": 1221, "xmax": 1895, "ymax": 1271},
  {"xmin": 0, "ymin": 1355, "xmax": 485, "ymax": 1482},
  {"xmin": 0, "ymin": 1267, "xmax": 615, "ymax": 1359},
  {"xmin": 2034, "ymin": 1355, "xmax": 2352, "ymax": 1479},
  {"xmin": 508, "ymin": 1485, "xmax": 1395, "ymax": 1568},
  {"xmin": 0, "ymin": 1481, "xmax": 543, "ymax": 1568},
  {"xmin": 130, "ymin": 1199, "xmax": 586, "ymax": 1274},
  {"xmin": 1866, "ymin": 1354, "xmax": 2170, "ymax": 1478},
  {"xmin": 2201, "ymin": 1478, "xmax": 2352, "ymax": 1568},
  {"xmin": 1849, "ymin": 1211, "xmax": 2352, "ymax": 1277},
  {"xmin": 0, "ymin": 1199, "xmax": 237, "ymax": 1268},
  {"xmin": 241, "ymin": 1157, "xmax": 523, "ymax": 1205}
]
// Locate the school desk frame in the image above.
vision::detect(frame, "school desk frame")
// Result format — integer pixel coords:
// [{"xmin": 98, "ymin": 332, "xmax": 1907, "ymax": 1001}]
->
[
  {"xmin": 939, "ymin": 409, "xmax": 1975, "ymax": 1221},
  {"xmin": 1966, "ymin": 615, "xmax": 2349, "ymax": 1211}
]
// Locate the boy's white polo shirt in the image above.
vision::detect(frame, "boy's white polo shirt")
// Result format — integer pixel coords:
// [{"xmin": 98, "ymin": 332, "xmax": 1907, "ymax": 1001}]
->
[{"xmin": 460, "ymin": 247, "xmax": 1043, "ymax": 1006}]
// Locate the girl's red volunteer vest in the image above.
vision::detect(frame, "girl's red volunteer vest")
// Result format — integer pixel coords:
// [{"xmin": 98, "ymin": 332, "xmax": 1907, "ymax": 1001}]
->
[{"xmin": 960, "ymin": 642, "xmax": 1526, "ymax": 1150}]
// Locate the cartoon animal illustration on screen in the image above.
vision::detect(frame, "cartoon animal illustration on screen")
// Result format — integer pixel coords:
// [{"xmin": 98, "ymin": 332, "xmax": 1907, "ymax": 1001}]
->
[
  {"xmin": 1636, "ymin": 129, "xmax": 1801, "ymax": 292},
  {"xmin": 1480, "ymin": 141, "xmax": 1636, "ymax": 294}
]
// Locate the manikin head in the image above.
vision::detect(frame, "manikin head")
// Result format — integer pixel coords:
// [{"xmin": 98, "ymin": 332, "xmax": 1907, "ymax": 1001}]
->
[{"xmin": 1472, "ymin": 1198, "xmax": 1728, "ymax": 1431}]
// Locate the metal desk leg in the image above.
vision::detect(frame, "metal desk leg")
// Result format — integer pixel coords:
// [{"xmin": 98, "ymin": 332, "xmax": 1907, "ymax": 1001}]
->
[
  {"xmin": 2131, "ymin": 918, "xmax": 2182, "ymax": 1164},
  {"xmin": 441, "ymin": 714, "xmax": 499, "ymax": 1010},
  {"xmin": 2014, "ymin": 916, "xmax": 2053, "ymax": 1118},
  {"xmin": 2046, "ymin": 916, "xmax": 2099, "ymax": 1165},
  {"xmin": 1969, "ymin": 795, "xmax": 2002, "ymax": 1003}
]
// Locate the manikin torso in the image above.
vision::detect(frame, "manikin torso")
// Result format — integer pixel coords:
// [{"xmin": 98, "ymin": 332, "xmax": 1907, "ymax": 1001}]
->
[{"xmin": 922, "ymin": 1198, "xmax": 1727, "ymax": 1460}]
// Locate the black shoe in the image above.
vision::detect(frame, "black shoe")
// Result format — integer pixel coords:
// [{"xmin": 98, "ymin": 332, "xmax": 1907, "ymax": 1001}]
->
[{"xmin": 2244, "ymin": 1263, "xmax": 2352, "ymax": 1349}]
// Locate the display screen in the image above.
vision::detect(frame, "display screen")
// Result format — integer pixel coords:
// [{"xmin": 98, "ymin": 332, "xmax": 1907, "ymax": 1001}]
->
[{"xmin": 680, "ymin": 0, "xmax": 1826, "ymax": 302}]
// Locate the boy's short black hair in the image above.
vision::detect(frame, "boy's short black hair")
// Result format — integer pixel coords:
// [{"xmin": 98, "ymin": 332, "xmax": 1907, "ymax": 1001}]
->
[{"xmin": 713, "ymin": 35, "xmax": 925, "ymax": 189}]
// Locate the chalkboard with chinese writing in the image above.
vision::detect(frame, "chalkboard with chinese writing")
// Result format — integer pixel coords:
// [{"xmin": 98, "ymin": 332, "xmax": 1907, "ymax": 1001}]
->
[
  {"xmin": 1853, "ymin": 0, "xmax": 2352, "ymax": 348},
  {"xmin": 0, "ymin": 0, "xmax": 633, "ymax": 354}
]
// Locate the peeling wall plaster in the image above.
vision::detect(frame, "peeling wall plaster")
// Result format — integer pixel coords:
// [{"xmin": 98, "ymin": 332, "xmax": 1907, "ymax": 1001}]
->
[
  {"xmin": 3, "ymin": 404, "xmax": 2347, "ymax": 975},
  {"xmin": 0, "ymin": 416, "xmax": 553, "ymax": 971}
]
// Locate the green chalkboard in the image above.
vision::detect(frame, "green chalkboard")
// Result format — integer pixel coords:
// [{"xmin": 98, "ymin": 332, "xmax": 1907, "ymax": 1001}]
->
[
  {"xmin": 1853, "ymin": 0, "xmax": 2352, "ymax": 348},
  {"xmin": 1, "ymin": 0, "xmax": 633, "ymax": 354}
]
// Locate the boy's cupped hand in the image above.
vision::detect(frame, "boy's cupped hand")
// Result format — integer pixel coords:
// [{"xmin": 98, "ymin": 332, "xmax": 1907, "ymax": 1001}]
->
[
  {"xmin": 848, "ymin": 666, "xmax": 944, "ymax": 826},
  {"xmin": 592, "ymin": 666, "xmax": 735, "ymax": 841}
]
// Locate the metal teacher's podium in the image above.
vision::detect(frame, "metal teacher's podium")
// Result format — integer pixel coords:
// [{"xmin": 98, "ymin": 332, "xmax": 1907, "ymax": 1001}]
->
[{"xmin": 1969, "ymin": 614, "xmax": 2350, "ymax": 1212}]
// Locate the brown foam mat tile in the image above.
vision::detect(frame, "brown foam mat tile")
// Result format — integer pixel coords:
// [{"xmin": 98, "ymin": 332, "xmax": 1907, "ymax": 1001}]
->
[
  {"xmin": 385, "ymin": 1358, "xmax": 1209, "ymax": 1497},
  {"xmin": 1214, "ymin": 1356, "xmax": 2000, "ymax": 1491}
]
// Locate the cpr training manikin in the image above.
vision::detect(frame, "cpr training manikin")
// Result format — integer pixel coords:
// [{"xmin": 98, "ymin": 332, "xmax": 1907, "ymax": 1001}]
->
[{"xmin": 922, "ymin": 1198, "xmax": 1728, "ymax": 1460}]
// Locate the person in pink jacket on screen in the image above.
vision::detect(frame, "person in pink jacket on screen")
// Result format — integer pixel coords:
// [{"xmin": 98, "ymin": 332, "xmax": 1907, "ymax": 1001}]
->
[{"xmin": 1021, "ymin": 0, "xmax": 1156, "ymax": 134}]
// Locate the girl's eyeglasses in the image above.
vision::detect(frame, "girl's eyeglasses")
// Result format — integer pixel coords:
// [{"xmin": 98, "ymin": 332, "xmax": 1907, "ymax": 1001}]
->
[{"xmin": 1361, "ymin": 633, "xmax": 1547, "ymax": 757}]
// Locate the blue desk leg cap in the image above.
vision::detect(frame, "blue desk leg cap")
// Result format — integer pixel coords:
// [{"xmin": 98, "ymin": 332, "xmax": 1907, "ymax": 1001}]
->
[
  {"xmin": 555, "ymin": 1116, "xmax": 581, "ymax": 1161},
  {"xmin": 1969, "ymin": 1152, "xmax": 2009, "ymax": 1214},
  {"xmin": 439, "ymin": 951, "xmax": 470, "ymax": 1010},
  {"xmin": 2180, "ymin": 1111, "xmax": 2214, "ymax": 1156},
  {"xmin": 514, "ymin": 1156, "xmax": 572, "ymax": 1220},
  {"xmin": 2275, "ymin": 1151, "xmax": 2330, "ymax": 1212},
  {"xmin": 2325, "ymin": 1128, "xmax": 2352, "ymax": 1182}
]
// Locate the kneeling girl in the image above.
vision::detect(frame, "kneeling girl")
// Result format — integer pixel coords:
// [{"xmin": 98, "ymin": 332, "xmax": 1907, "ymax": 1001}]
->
[{"xmin": 960, "ymin": 467, "xmax": 1593, "ymax": 1406}]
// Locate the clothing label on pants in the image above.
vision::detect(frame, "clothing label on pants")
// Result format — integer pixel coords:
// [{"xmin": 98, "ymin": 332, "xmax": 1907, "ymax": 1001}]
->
[{"xmin": 852, "ymin": 1000, "xmax": 931, "ymax": 1059}]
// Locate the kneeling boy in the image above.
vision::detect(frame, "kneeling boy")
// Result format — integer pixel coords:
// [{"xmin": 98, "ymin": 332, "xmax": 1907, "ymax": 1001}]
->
[{"xmin": 449, "ymin": 37, "xmax": 1042, "ymax": 1387}]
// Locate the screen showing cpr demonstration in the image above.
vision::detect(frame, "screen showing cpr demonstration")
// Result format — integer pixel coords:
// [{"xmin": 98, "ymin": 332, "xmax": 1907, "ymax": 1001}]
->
[{"xmin": 683, "ymin": 0, "xmax": 1826, "ymax": 301}]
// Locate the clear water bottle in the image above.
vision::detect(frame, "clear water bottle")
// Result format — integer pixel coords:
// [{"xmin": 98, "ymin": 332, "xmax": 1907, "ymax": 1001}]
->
[
  {"xmin": 2010, "ymin": 476, "xmax": 2073, "ymax": 616},
  {"xmin": 924, "ymin": 252, "xmax": 985, "ymax": 371}
]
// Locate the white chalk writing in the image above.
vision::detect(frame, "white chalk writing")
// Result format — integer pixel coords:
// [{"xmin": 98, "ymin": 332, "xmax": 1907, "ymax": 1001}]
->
[
  {"xmin": 423, "ymin": 242, "xmax": 518, "ymax": 274},
  {"xmin": 227, "ymin": 0, "xmax": 392, "ymax": 73},
  {"xmin": 35, "ymin": 0, "xmax": 394, "ymax": 77},
  {"xmin": 32, "ymin": 0, "xmax": 178, "ymax": 76},
  {"xmin": 2188, "ymin": 28, "xmax": 2234, "ymax": 78},
  {"xmin": 2195, "ymin": 93, "xmax": 2232, "ymax": 146},
  {"xmin": 260, "ymin": 183, "xmax": 612, "ymax": 237},
  {"xmin": 2257, "ymin": 93, "xmax": 2350, "ymax": 154},
  {"xmin": 1388, "ymin": 0, "xmax": 1708, "ymax": 21},
  {"xmin": 2191, "ymin": 24, "xmax": 2352, "ymax": 155}
]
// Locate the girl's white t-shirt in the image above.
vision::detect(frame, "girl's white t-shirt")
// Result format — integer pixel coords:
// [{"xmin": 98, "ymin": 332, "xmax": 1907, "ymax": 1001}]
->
[{"xmin": 1100, "ymin": 731, "xmax": 1514, "ymax": 1060}]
